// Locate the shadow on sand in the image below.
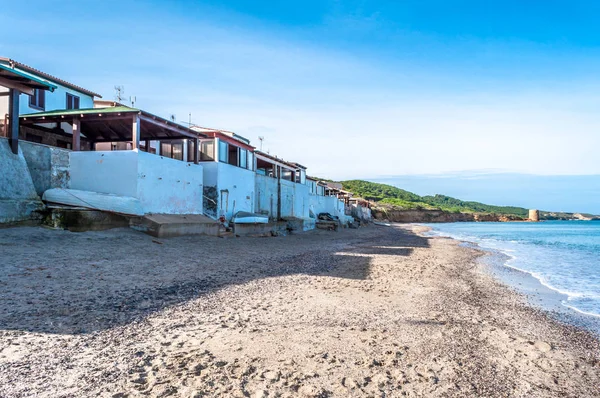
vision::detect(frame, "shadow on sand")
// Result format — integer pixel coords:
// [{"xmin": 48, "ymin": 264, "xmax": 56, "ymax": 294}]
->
[{"xmin": 0, "ymin": 225, "xmax": 430, "ymax": 335}]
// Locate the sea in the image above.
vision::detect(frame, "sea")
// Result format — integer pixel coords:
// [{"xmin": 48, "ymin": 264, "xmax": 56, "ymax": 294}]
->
[{"xmin": 424, "ymin": 221, "xmax": 600, "ymax": 322}]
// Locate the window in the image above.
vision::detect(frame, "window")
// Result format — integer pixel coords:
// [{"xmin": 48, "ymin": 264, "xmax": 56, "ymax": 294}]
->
[
  {"xmin": 239, "ymin": 148, "xmax": 247, "ymax": 169},
  {"xmin": 172, "ymin": 142, "xmax": 183, "ymax": 161},
  {"xmin": 200, "ymin": 140, "xmax": 215, "ymax": 161},
  {"xmin": 29, "ymin": 89, "xmax": 45, "ymax": 110},
  {"xmin": 247, "ymin": 152, "xmax": 254, "ymax": 171},
  {"xmin": 282, "ymin": 169, "xmax": 294, "ymax": 181},
  {"xmin": 161, "ymin": 142, "xmax": 171, "ymax": 157},
  {"xmin": 295, "ymin": 170, "xmax": 306, "ymax": 184},
  {"xmin": 228, "ymin": 144, "xmax": 238, "ymax": 166},
  {"xmin": 66, "ymin": 93, "xmax": 80, "ymax": 110},
  {"xmin": 161, "ymin": 141, "xmax": 184, "ymax": 160},
  {"xmin": 218, "ymin": 140, "xmax": 228, "ymax": 163}
]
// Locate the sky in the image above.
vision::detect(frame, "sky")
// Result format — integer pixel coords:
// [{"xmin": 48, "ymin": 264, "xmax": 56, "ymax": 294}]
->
[{"xmin": 1, "ymin": 1, "xmax": 599, "ymax": 212}]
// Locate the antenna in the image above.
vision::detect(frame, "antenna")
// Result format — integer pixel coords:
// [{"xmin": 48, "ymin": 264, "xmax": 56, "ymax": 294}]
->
[
  {"xmin": 170, "ymin": 114, "xmax": 176, "ymax": 122},
  {"xmin": 130, "ymin": 96, "xmax": 136, "ymax": 107},
  {"xmin": 114, "ymin": 85, "xmax": 125, "ymax": 102},
  {"xmin": 179, "ymin": 112, "xmax": 195, "ymax": 127},
  {"xmin": 258, "ymin": 136, "xmax": 265, "ymax": 151}
]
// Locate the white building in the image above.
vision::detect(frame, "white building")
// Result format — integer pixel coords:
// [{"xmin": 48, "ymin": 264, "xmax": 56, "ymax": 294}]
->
[
  {"xmin": 0, "ymin": 57, "xmax": 101, "ymax": 148},
  {"xmin": 190, "ymin": 126, "xmax": 256, "ymax": 221}
]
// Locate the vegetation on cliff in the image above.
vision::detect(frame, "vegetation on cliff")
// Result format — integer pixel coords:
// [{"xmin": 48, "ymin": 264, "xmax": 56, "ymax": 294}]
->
[{"xmin": 341, "ymin": 180, "xmax": 529, "ymax": 217}]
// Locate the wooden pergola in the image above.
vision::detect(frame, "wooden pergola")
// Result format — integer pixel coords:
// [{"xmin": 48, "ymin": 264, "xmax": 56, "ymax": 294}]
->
[
  {"xmin": 0, "ymin": 63, "xmax": 57, "ymax": 154},
  {"xmin": 20, "ymin": 106, "xmax": 207, "ymax": 163}
]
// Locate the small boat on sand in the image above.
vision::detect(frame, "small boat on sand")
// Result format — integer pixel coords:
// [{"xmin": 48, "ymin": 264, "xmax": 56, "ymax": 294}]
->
[{"xmin": 232, "ymin": 211, "xmax": 269, "ymax": 224}]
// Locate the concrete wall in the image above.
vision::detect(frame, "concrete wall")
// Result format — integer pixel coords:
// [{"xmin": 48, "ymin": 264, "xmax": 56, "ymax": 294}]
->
[
  {"xmin": 309, "ymin": 195, "xmax": 346, "ymax": 220},
  {"xmin": 201, "ymin": 162, "xmax": 219, "ymax": 218},
  {"xmin": 255, "ymin": 174, "xmax": 278, "ymax": 218},
  {"xmin": 256, "ymin": 175, "xmax": 314, "ymax": 220},
  {"xmin": 213, "ymin": 162, "xmax": 255, "ymax": 221},
  {"xmin": 0, "ymin": 137, "xmax": 44, "ymax": 223},
  {"xmin": 70, "ymin": 150, "xmax": 204, "ymax": 214},
  {"xmin": 136, "ymin": 152, "xmax": 203, "ymax": 214},
  {"xmin": 70, "ymin": 151, "xmax": 138, "ymax": 197},
  {"xmin": 20, "ymin": 140, "xmax": 70, "ymax": 196},
  {"xmin": 281, "ymin": 179, "xmax": 310, "ymax": 219}
]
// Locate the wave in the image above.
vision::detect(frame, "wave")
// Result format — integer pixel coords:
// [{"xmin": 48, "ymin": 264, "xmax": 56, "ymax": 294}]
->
[
  {"xmin": 562, "ymin": 303, "xmax": 600, "ymax": 319},
  {"xmin": 425, "ymin": 225, "xmax": 600, "ymax": 317}
]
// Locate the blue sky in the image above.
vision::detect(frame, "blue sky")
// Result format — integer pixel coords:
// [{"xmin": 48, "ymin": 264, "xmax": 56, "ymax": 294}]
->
[{"xmin": 1, "ymin": 1, "xmax": 599, "ymax": 212}]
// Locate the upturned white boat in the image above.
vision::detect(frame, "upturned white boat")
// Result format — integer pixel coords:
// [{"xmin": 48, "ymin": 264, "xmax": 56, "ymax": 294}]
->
[{"xmin": 232, "ymin": 211, "xmax": 269, "ymax": 224}]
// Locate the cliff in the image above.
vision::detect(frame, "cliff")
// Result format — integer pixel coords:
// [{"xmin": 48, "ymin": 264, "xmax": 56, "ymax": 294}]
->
[{"xmin": 371, "ymin": 205, "xmax": 526, "ymax": 223}]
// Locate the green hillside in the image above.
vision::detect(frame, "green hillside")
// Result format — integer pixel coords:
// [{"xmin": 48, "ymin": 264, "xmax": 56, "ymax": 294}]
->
[{"xmin": 341, "ymin": 180, "xmax": 529, "ymax": 217}]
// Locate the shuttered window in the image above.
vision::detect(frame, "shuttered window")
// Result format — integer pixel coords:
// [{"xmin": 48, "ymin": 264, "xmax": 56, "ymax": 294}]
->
[
  {"xmin": 66, "ymin": 93, "xmax": 80, "ymax": 110},
  {"xmin": 29, "ymin": 89, "xmax": 45, "ymax": 110}
]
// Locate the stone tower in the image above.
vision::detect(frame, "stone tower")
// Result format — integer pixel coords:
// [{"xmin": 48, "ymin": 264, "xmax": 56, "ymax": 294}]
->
[{"xmin": 529, "ymin": 209, "xmax": 540, "ymax": 222}]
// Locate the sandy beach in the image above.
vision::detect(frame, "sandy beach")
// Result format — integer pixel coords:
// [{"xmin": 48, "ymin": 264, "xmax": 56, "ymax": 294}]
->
[{"xmin": 1, "ymin": 224, "xmax": 599, "ymax": 397}]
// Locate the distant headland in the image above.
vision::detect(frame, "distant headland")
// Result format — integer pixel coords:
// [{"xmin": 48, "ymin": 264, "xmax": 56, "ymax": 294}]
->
[{"xmin": 333, "ymin": 179, "xmax": 599, "ymax": 223}]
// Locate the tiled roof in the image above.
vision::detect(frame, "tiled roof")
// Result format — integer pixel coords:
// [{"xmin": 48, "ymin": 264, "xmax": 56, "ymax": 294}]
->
[{"xmin": 0, "ymin": 57, "xmax": 102, "ymax": 98}]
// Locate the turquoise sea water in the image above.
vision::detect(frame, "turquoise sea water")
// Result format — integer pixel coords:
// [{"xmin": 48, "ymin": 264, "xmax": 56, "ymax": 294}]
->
[{"xmin": 425, "ymin": 221, "xmax": 600, "ymax": 317}]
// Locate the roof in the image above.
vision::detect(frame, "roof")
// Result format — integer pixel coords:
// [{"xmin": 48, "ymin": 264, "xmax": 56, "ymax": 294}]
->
[
  {"xmin": 0, "ymin": 57, "xmax": 102, "ymax": 98},
  {"xmin": 191, "ymin": 126, "xmax": 252, "ymax": 146},
  {"xmin": 0, "ymin": 64, "xmax": 58, "ymax": 93},
  {"xmin": 20, "ymin": 106, "xmax": 206, "ymax": 141},
  {"xmin": 21, "ymin": 106, "xmax": 137, "ymax": 118},
  {"xmin": 290, "ymin": 162, "xmax": 307, "ymax": 170},
  {"xmin": 94, "ymin": 99, "xmax": 127, "ymax": 108},
  {"xmin": 254, "ymin": 150, "xmax": 299, "ymax": 170}
]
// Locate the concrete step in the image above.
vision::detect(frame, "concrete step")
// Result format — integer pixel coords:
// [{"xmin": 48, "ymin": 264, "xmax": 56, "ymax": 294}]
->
[{"xmin": 130, "ymin": 214, "xmax": 222, "ymax": 238}]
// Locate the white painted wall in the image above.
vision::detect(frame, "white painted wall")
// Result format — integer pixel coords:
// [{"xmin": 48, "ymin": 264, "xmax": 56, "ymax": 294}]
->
[
  {"xmin": 256, "ymin": 175, "xmax": 314, "ymax": 220},
  {"xmin": 0, "ymin": 87, "xmax": 7, "ymax": 124},
  {"xmin": 309, "ymin": 195, "xmax": 346, "ymax": 221},
  {"xmin": 19, "ymin": 84, "xmax": 94, "ymax": 115},
  {"xmin": 202, "ymin": 162, "xmax": 219, "ymax": 188},
  {"xmin": 136, "ymin": 151, "xmax": 203, "ymax": 214},
  {"xmin": 215, "ymin": 162, "xmax": 255, "ymax": 221},
  {"xmin": 255, "ymin": 174, "xmax": 278, "ymax": 218},
  {"xmin": 70, "ymin": 150, "xmax": 138, "ymax": 197},
  {"xmin": 281, "ymin": 179, "xmax": 310, "ymax": 219},
  {"xmin": 70, "ymin": 150, "xmax": 203, "ymax": 214}
]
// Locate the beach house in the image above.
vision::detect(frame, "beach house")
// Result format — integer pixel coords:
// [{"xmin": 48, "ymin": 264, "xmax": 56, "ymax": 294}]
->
[
  {"xmin": 189, "ymin": 126, "xmax": 256, "ymax": 221},
  {"xmin": 0, "ymin": 57, "xmax": 102, "ymax": 151},
  {"xmin": 0, "ymin": 57, "xmax": 365, "ymax": 231}
]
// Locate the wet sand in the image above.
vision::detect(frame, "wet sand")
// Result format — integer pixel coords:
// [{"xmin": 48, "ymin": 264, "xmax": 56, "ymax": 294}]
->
[{"xmin": 0, "ymin": 224, "xmax": 599, "ymax": 397}]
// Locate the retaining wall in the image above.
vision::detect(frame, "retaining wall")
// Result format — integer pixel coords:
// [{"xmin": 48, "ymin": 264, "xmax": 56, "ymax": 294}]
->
[
  {"xmin": 70, "ymin": 150, "xmax": 204, "ymax": 214},
  {"xmin": 0, "ymin": 138, "xmax": 44, "ymax": 224}
]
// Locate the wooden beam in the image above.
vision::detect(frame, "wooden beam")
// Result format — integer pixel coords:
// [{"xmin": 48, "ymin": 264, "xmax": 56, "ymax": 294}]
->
[
  {"xmin": 194, "ymin": 137, "xmax": 199, "ymax": 164},
  {"xmin": 139, "ymin": 114, "xmax": 199, "ymax": 140},
  {"xmin": 72, "ymin": 118, "xmax": 81, "ymax": 151},
  {"xmin": 132, "ymin": 114, "xmax": 140, "ymax": 150},
  {"xmin": 20, "ymin": 113, "xmax": 134, "ymax": 125},
  {"xmin": 8, "ymin": 89, "xmax": 19, "ymax": 154},
  {"xmin": 0, "ymin": 80, "xmax": 34, "ymax": 96}
]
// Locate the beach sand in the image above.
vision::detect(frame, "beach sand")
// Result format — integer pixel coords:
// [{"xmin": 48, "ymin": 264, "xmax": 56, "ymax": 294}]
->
[{"xmin": 0, "ymin": 224, "xmax": 599, "ymax": 397}]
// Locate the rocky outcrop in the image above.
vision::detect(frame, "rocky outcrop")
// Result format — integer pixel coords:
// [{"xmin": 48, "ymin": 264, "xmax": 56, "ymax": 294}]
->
[{"xmin": 371, "ymin": 205, "xmax": 525, "ymax": 223}]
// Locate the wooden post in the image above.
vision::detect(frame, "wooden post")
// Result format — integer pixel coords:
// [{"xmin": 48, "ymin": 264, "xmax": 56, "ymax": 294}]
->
[
  {"xmin": 72, "ymin": 118, "xmax": 81, "ymax": 151},
  {"xmin": 8, "ymin": 89, "xmax": 19, "ymax": 155},
  {"xmin": 194, "ymin": 137, "xmax": 199, "ymax": 164},
  {"xmin": 132, "ymin": 114, "xmax": 140, "ymax": 150},
  {"xmin": 145, "ymin": 139, "xmax": 150, "ymax": 152}
]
